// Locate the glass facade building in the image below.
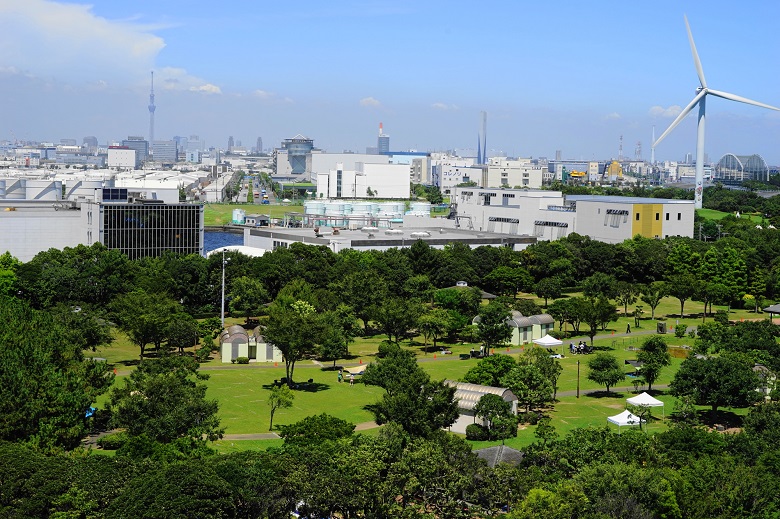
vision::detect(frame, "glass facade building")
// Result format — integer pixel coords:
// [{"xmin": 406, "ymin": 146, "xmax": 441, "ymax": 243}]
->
[{"xmin": 101, "ymin": 202, "xmax": 203, "ymax": 260}]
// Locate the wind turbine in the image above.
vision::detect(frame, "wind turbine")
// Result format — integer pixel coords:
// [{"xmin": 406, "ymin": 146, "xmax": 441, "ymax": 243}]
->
[{"xmin": 653, "ymin": 15, "xmax": 780, "ymax": 209}]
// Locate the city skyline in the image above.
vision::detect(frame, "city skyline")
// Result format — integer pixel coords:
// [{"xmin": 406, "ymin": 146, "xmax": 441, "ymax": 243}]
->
[{"xmin": 1, "ymin": 0, "xmax": 779, "ymax": 163}]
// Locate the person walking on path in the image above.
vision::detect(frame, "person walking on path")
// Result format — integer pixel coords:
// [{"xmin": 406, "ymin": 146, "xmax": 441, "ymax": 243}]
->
[
  {"xmin": 626, "ymin": 323, "xmax": 631, "ymax": 333},
  {"xmin": 349, "ymin": 373, "xmax": 354, "ymax": 386},
  {"xmin": 338, "ymin": 370, "xmax": 343, "ymax": 383}
]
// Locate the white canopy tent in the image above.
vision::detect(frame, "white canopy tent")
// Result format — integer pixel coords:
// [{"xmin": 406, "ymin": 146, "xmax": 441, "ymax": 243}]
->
[
  {"xmin": 607, "ymin": 409, "xmax": 643, "ymax": 432},
  {"xmin": 532, "ymin": 334, "xmax": 563, "ymax": 347},
  {"xmin": 626, "ymin": 392, "xmax": 665, "ymax": 418}
]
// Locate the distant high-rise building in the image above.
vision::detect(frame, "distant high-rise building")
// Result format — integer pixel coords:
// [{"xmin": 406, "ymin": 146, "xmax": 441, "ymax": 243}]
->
[
  {"xmin": 555, "ymin": 150, "xmax": 562, "ymax": 161},
  {"xmin": 148, "ymin": 71, "xmax": 156, "ymax": 153},
  {"xmin": 83, "ymin": 136, "xmax": 98, "ymax": 153},
  {"xmin": 227, "ymin": 136, "xmax": 234, "ymax": 152},
  {"xmin": 256, "ymin": 137, "xmax": 263, "ymax": 154},
  {"xmin": 152, "ymin": 140, "xmax": 177, "ymax": 165},
  {"xmin": 377, "ymin": 123, "xmax": 390, "ymax": 154},
  {"xmin": 122, "ymin": 137, "xmax": 149, "ymax": 168},
  {"xmin": 60, "ymin": 138, "xmax": 77, "ymax": 146}
]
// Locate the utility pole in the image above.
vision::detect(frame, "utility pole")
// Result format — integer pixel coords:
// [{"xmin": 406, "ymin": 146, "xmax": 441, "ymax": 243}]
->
[
  {"xmin": 221, "ymin": 250, "xmax": 228, "ymax": 329},
  {"xmin": 576, "ymin": 360, "xmax": 580, "ymax": 398}
]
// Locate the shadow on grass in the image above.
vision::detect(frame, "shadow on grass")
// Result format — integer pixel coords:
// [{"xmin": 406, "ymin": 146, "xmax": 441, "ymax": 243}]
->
[
  {"xmin": 697, "ymin": 409, "xmax": 743, "ymax": 429},
  {"xmin": 585, "ymin": 390, "xmax": 625, "ymax": 399},
  {"xmin": 260, "ymin": 381, "xmax": 331, "ymax": 393}
]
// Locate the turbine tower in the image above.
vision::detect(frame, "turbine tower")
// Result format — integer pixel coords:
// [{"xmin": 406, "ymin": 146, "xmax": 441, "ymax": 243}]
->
[
  {"xmin": 148, "ymin": 71, "xmax": 156, "ymax": 155},
  {"xmin": 653, "ymin": 15, "xmax": 780, "ymax": 209}
]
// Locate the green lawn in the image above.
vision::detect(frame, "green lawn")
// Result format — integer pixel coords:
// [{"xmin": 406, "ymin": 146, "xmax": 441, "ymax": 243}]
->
[
  {"xmin": 88, "ymin": 294, "xmax": 776, "ymax": 452},
  {"xmin": 697, "ymin": 208, "xmax": 763, "ymax": 223},
  {"xmin": 203, "ymin": 203, "xmax": 304, "ymax": 226}
]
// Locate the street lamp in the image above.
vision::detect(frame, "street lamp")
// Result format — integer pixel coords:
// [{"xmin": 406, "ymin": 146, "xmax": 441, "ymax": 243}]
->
[{"xmin": 220, "ymin": 250, "xmax": 230, "ymax": 329}]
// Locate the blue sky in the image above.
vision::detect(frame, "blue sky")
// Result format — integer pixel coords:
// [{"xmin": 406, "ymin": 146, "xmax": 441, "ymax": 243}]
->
[{"xmin": 1, "ymin": 0, "xmax": 779, "ymax": 164}]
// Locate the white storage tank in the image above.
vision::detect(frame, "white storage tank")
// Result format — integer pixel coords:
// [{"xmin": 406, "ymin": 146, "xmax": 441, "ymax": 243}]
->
[
  {"xmin": 324, "ymin": 201, "xmax": 347, "ymax": 226},
  {"xmin": 304, "ymin": 200, "xmax": 326, "ymax": 216},
  {"xmin": 350, "ymin": 201, "xmax": 373, "ymax": 216},
  {"xmin": 232, "ymin": 209, "xmax": 246, "ymax": 224},
  {"xmin": 409, "ymin": 201, "xmax": 431, "ymax": 214},
  {"xmin": 26, "ymin": 180, "xmax": 62, "ymax": 201},
  {"xmin": 378, "ymin": 201, "xmax": 404, "ymax": 214}
]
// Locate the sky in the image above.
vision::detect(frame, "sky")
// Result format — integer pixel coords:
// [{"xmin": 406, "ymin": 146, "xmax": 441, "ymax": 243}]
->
[{"xmin": 1, "ymin": 0, "xmax": 779, "ymax": 164}]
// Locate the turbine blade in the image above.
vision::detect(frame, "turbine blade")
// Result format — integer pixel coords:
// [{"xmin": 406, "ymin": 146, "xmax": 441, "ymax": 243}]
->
[
  {"xmin": 653, "ymin": 90, "xmax": 706, "ymax": 148},
  {"xmin": 707, "ymin": 89, "xmax": 780, "ymax": 111},
  {"xmin": 685, "ymin": 15, "xmax": 707, "ymax": 89}
]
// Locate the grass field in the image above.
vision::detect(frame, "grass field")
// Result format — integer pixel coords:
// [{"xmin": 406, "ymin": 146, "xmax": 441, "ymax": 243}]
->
[
  {"xmin": 90, "ymin": 293, "xmax": 774, "ymax": 453},
  {"xmin": 203, "ymin": 203, "xmax": 304, "ymax": 226},
  {"xmin": 697, "ymin": 208, "xmax": 763, "ymax": 222}
]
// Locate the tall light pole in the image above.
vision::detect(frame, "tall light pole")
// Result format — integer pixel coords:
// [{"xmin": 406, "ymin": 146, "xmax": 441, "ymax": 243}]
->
[{"xmin": 220, "ymin": 250, "xmax": 228, "ymax": 329}]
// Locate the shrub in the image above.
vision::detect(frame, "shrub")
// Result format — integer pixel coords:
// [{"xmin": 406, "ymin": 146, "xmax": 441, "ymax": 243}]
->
[
  {"xmin": 196, "ymin": 344, "xmax": 212, "ymax": 362},
  {"xmin": 97, "ymin": 432, "xmax": 128, "ymax": 450},
  {"xmin": 527, "ymin": 412, "xmax": 540, "ymax": 426},
  {"xmin": 377, "ymin": 341, "xmax": 401, "ymax": 358},
  {"xmin": 236, "ymin": 356, "xmax": 249, "ymax": 364},
  {"xmin": 466, "ymin": 423, "xmax": 489, "ymax": 441},
  {"xmin": 674, "ymin": 326, "xmax": 687, "ymax": 338}
]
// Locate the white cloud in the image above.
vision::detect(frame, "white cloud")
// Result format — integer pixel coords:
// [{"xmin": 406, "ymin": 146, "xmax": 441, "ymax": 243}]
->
[
  {"xmin": 432, "ymin": 102, "xmax": 458, "ymax": 111},
  {"xmin": 649, "ymin": 105, "xmax": 682, "ymax": 118},
  {"xmin": 360, "ymin": 96, "xmax": 381, "ymax": 107},
  {"xmin": 604, "ymin": 112, "xmax": 621, "ymax": 120},
  {"xmin": 253, "ymin": 89, "xmax": 273, "ymax": 99},
  {"xmin": 0, "ymin": 0, "xmax": 164, "ymax": 83},
  {"xmin": 189, "ymin": 83, "xmax": 221, "ymax": 95}
]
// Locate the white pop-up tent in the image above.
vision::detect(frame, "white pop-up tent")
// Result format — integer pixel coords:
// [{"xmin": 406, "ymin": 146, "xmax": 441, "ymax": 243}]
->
[
  {"xmin": 533, "ymin": 334, "xmax": 563, "ymax": 347},
  {"xmin": 626, "ymin": 392, "xmax": 665, "ymax": 418},
  {"xmin": 607, "ymin": 409, "xmax": 643, "ymax": 432}
]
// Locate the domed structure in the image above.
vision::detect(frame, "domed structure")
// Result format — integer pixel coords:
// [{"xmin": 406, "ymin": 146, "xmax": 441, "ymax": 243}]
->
[{"xmin": 714, "ymin": 153, "xmax": 768, "ymax": 183}]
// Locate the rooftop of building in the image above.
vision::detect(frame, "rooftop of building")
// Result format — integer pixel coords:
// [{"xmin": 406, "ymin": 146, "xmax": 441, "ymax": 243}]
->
[{"xmin": 565, "ymin": 194, "xmax": 695, "ymax": 205}]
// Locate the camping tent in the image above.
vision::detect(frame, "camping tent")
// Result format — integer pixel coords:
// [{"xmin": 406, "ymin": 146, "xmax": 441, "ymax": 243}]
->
[
  {"xmin": 532, "ymin": 334, "xmax": 563, "ymax": 347},
  {"xmin": 607, "ymin": 409, "xmax": 643, "ymax": 432},
  {"xmin": 626, "ymin": 392, "xmax": 665, "ymax": 418}
]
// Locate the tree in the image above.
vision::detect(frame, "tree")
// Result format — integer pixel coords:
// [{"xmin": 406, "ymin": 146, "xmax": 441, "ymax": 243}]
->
[
  {"xmin": 522, "ymin": 347, "xmax": 564, "ymax": 399},
  {"xmin": 333, "ymin": 270, "xmax": 387, "ymax": 330},
  {"xmin": 264, "ymin": 298, "xmax": 323, "ymax": 384},
  {"xmin": 111, "ymin": 289, "xmax": 181, "ymax": 362},
  {"xmin": 318, "ymin": 325, "xmax": 349, "ymax": 369},
  {"xmin": 108, "ymin": 355, "xmax": 223, "ymax": 451},
  {"xmin": 614, "ymin": 280, "xmax": 639, "ymax": 315},
  {"xmin": 579, "ymin": 296, "xmax": 616, "ymax": 345},
  {"xmin": 363, "ymin": 349, "xmax": 458, "ymax": 437},
  {"xmin": 165, "ymin": 313, "xmax": 199, "ymax": 355},
  {"xmin": 476, "ymin": 301, "xmax": 512, "ymax": 352},
  {"xmin": 637, "ymin": 336, "xmax": 672, "ymax": 391},
  {"xmin": 484, "ymin": 266, "xmax": 533, "ymax": 299},
  {"xmin": 0, "ymin": 251, "xmax": 20, "ymax": 297},
  {"xmin": 582, "ymin": 272, "xmax": 617, "ymax": 300},
  {"xmin": 462, "ymin": 354, "xmax": 518, "ymax": 387},
  {"xmin": 375, "ymin": 297, "xmax": 423, "ymax": 344},
  {"xmin": 228, "ymin": 276, "xmax": 269, "ymax": 324},
  {"xmin": 500, "ymin": 364, "xmax": 554, "ymax": 413},
  {"xmin": 587, "ymin": 353, "xmax": 626, "ymax": 393},
  {"xmin": 670, "ymin": 353, "xmax": 761, "ymax": 414},
  {"xmin": 278, "ymin": 413, "xmax": 354, "ymax": 446},
  {"xmin": 268, "ymin": 385, "xmax": 294, "ymax": 431},
  {"xmin": 640, "ymin": 281, "xmax": 667, "ymax": 319},
  {"xmin": 473, "ymin": 394, "xmax": 517, "ymax": 441},
  {"xmin": 0, "ymin": 297, "xmax": 114, "ymax": 450},
  {"xmin": 534, "ymin": 277, "xmax": 563, "ymax": 307},
  {"xmin": 665, "ymin": 273, "xmax": 697, "ymax": 317},
  {"xmin": 417, "ymin": 308, "xmax": 450, "ymax": 351}
]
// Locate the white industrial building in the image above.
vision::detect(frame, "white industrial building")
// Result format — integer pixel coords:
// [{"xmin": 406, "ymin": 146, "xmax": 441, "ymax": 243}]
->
[
  {"xmin": 0, "ymin": 176, "xmax": 204, "ymax": 262},
  {"xmin": 107, "ymin": 146, "xmax": 136, "ymax": 170},
  {"xmin": 448, "ymin": 187, "xmax": 694, "ymax": 243},
  {"xmin": 316, "ymin": 162, "xmax": 411, "ymax": 199},
  {"xmin": 483, "ymin": 157, "xmax": 545, "ymax": 189}
]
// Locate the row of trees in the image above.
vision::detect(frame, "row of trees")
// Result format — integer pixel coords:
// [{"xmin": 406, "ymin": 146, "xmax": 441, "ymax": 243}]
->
[{"xmin": 5, "ymin": 400, "xmax": 780, "ymax": 517}]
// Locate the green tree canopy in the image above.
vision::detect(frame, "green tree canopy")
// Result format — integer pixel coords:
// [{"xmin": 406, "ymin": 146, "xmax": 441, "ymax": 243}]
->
[{"xmin": 587, "ymin": 353, "xmax": 626, "ymax": 393}]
